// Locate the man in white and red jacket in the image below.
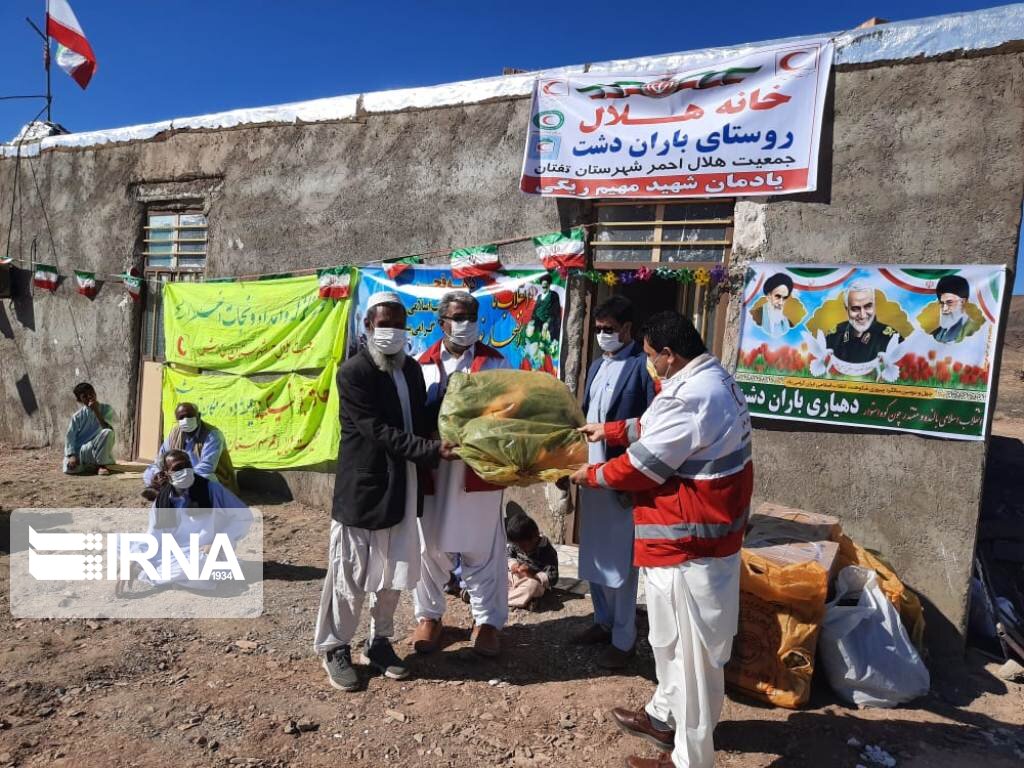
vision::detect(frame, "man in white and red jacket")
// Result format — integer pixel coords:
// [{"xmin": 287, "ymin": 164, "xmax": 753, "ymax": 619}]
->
[
  {"xmin": 571, "ymin": 310, "xmax": 752, "ymax": 768},
  {"xmin": 412, "ymin": 291, "xmax": 510, "ymax": 658}
]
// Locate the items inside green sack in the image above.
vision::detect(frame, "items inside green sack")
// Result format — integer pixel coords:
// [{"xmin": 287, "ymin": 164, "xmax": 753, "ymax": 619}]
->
[{"xmin": 439, "ymin": 369, "xmax": 588, "ymax": 487}]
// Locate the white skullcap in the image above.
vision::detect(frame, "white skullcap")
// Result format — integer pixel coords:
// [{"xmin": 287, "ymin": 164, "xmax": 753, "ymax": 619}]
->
[{"xmin": 367, "ymin": 291, "xmax": 403, "ymax": 310}]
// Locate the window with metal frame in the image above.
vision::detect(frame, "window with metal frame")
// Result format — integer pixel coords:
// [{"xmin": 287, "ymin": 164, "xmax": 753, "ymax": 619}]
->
[
  {"xmin": 589, "ymin": 200, "xmax": 733, "ymax": 352},
  {"xmin": 140, "ymin": 209, "xmax": 207, "ymax": 361},
  {"xmin": 591, "ymin": 200, "xmax": 733, "ymax": 266},
  {"xmin": 143, "ymin": 211, "xmax": 208, "ymax": 271}
]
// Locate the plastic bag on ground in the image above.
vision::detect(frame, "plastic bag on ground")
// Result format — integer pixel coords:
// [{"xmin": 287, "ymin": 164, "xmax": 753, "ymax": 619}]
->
[
  {"xmin": 819, "ymin": 565, "xmax": 930, "ymax": 708},
  {"xmin": 725, "ymin": 550, "xmax": 829, "ymax": 709},
  {"xmin": 439, "ymin": 369, "xmax": 588, "ymax": 487},
  {"xmin": 835, "ymin": 534, "xmax": 926, "ymax": 652}
]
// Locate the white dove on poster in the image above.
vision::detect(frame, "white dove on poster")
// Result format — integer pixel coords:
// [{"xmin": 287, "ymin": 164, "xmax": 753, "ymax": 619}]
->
[
  {"xmin": 804, "ymin": 330, "xmax": 833, "ymax": 378},
  {"xmin": 876, "ymin": 332, "xmax": 911, "ymax": 383}
]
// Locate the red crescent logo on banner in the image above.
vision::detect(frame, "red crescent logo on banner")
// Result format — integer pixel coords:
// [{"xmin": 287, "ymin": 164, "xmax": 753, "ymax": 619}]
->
[
  {"xmin": 541, "ymin": 80, "xmax": 567, "ymax": 97},
  {"xmin": 779, "ymin": 51, "xmax": 812, "ymax": 71}
]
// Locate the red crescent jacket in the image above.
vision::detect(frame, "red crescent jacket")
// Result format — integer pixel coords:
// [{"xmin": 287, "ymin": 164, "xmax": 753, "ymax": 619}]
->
[{"xmin": 587, "ymin": 354, "xmax": 753, "ymax": 568}]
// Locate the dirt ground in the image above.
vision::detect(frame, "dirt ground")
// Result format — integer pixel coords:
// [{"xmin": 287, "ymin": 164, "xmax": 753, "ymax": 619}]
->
[{"xmin": 1, "ymin": 444, "xmax": 1022, "ymax": 768}]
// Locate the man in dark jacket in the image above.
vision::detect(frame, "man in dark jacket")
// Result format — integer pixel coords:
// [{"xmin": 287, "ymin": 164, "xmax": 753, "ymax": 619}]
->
[
  {"xmin": 573, "ymin": 296, "xmax": 656, "ymax": 669},
  {"xmin": 314, "ymin": 291, "xmax": 456, "ymax": 692}
]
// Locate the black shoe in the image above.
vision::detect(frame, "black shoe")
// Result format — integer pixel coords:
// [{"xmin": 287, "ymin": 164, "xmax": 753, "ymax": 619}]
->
[
  {"xmin": 443, "ymin": 573, "xmax": 462, "ymax": 597},
  {"xmin": 360, "ymin": 637, "xmax": 410, "ymax": 680},
  {"xmin": 322, "ymin": 646, "xmax": 360, "ymax": 691}
]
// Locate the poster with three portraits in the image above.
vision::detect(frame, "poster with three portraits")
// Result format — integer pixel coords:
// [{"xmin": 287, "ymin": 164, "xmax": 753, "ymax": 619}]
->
[{"xmin": 735, "ymin": 264, "xmax": 1007, "ymax": 439}]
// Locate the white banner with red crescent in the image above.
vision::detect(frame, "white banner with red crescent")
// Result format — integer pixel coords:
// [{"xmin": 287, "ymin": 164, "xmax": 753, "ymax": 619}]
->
[{"xmin": 521, "ymin": 39, "xmax": 833, "ymax": 199}]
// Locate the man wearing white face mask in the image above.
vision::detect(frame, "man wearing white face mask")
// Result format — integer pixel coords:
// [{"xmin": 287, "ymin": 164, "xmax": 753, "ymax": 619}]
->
[
  {"xmin": 142, "ymin": 402, "xmax": 236, "ymax": 500},
  {"xmin": 120, "ymin": 449, "xmax": 252, "ymax": 593},
  {"xmin": 573, "ymin": 296, "xmax": 656, "ymax": 670},
  {"xmin": 412, "ymin": 291, "xmax": 510, "ymax": 658},
  {"xmin": 315, "ymin": 292, "xmax": 457, "ymax": 692}
]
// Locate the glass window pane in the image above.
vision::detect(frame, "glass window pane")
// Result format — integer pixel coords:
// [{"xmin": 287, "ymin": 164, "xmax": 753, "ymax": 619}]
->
[
  {"xmin": 592, "ymin": 246, "xmax": 653, "ymax": 262},
  {"xmin": 179, "ymin": 213, "xmax": 207, "ymax": 227},
  {"xmin": 663, "ymin": 203, "xmax": 732, "ymax": 221},
  {"xmin": 661, "ymin": 226, "xmax": 728, "ymax": 243},
  {"xmin": 147, "ymin": 242, "xmax": 174, "ymax": 255},
  {"xmin": 595, "ymin": 227, "xmax": 655, "ymax": 243},
  {"xmin": 597, "ymin": 204, "xmax": 656, "ymax": 223},
  {"xmin": 148, "ymin": 229, "xmax": 174, "ymax": 241},
  {"xmin": 178, "ymin": 229, "xmax": 207, "ymax": 241},
  {"xmin": 146, "ymin": 256, "xmax": 173, "ymax": 268},
  {"xmin": 177, "ymin": 256, "xmax": 207, "ymax": 268},
  {"xmin": 661, "ymin": 246, "xmax": 725, "ymax": 263},
  {"xmin": 178, "ymin": 242, "xmax": 207, "ymax": 253},
  {"xmin": 148, "ymin": 214, "xmax": 176, "ymax": 228}
]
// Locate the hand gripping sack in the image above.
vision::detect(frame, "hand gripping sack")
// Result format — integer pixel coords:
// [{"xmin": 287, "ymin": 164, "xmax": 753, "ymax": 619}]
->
[
  {"xmin": 438, "ymin": 369, "xmax": 588, "ymax": 487},
  {"xmin": 819, "ymin": 565, "xmax": 930, "ymax": 708}
]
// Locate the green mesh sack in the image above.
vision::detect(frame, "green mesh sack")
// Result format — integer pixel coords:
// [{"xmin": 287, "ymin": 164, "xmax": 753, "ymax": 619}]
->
[{"xmin": 439, "ymin": 369, "xmax": 588, "ymax": 487}]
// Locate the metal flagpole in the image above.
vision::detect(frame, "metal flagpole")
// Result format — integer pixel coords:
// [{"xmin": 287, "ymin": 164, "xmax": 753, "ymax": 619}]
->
[{"xmin": 25, "ymin": 7, "xmax": 52, "ymax": 124}]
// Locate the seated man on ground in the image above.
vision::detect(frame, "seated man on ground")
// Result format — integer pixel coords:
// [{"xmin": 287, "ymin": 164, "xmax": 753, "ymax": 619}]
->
[
  {"xmin": 142, "ymin": 402, "xmax": 237, "ymax": 500},
  {"xmin": 506, "ymin": 513, "xmax": 559, "ymax": 610},
  {"xmin": 119, "ymin": 449, "xmax": 252, "ymax": 593},
  {"xmin": 64, "ymin": 382, "xmax": 116, "ymax": 476}
]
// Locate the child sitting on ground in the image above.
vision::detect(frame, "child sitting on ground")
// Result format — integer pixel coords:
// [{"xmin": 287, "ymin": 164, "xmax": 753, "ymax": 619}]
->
[{"xmin": 506, "ymin": 513, "xmax": 559, "ymax": 609}]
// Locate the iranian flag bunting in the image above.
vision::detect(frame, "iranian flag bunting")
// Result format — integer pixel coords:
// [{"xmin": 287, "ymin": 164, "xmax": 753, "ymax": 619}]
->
[
  {"xmin": 450, "ymin": 245, "xmax": 500, "ymax": 279},
  {"xmin": 46, "ymin": 0, "xmax": 97, "ymax": 90},
  {"xmin": 122, "ymin": 274, "xmax": 142, "ymax": 302},
  {"xmin": 383, "ymin": 255, "xmax": 421, "ymax": 280},
  {"xmin": 74, "ymin": 270, "xmax": 97, "ymax": 298},
  {"xmin": 318, "ymin": 267, "xmax": 351, "ymax": 299},
  {"xmin": 533, "ymin": 228, "xmax": 586, "ymax": 270},
  {"xmin": 33, "ymin": 264, "xmax": 59, "ymax": 291}
]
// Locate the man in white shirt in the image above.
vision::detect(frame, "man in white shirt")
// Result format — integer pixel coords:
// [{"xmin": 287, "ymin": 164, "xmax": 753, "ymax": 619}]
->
[{"xmin": 412, "ymin": 291, "xmax": 510, "ymax": 658}]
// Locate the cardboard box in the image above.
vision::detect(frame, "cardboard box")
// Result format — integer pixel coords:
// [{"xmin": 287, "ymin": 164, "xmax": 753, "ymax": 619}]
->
[{"xmin": 744, "ymin": 503, "xmax": 842, "ymax": 578}]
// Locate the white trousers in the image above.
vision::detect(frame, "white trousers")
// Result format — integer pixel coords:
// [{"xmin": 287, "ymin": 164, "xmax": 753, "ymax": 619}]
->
[
  {"xmin": 313, "ymin": 522, "xmax": 404, "ymax": 655},
  {"xmin": 642, "ymin": 556, "xmax": 740, "ymax": 768},
  {"xmin": 414, "ymin": 513, "xmax": 508, "ymax": 629}
]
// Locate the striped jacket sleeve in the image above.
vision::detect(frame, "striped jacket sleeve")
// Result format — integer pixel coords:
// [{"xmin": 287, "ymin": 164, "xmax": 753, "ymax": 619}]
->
[
  {"xmin": 588, "ymin": 396, "xmax": 702, "ymax": 491},
  {"xmin": 604, "ymin": 418, "xmax": 642, "ymax": 447}
]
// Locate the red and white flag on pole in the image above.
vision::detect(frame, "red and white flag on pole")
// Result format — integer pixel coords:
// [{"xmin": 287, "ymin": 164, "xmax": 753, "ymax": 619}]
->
[{"xmin": 46, "ymin": 0, "xmax": 97, "ymax": 89}]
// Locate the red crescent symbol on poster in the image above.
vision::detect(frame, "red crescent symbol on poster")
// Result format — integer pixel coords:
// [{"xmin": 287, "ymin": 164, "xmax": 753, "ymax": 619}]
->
[
  {"xmin": 177, "ymin": 336, "xmax": 187, "ymax": 356},
  {"xmin": 780, "ymin": 51, "xmax": 812, "ymax": 71}
]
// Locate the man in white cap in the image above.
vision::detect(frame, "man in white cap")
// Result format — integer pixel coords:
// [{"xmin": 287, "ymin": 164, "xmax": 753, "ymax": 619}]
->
[
  {"xmin": 412, "ymin": 290, "xmax": 510, "ymax": 658},
  {"xmin": 314, "ymin": 291, "xmax": 457, "ymax": 691}
]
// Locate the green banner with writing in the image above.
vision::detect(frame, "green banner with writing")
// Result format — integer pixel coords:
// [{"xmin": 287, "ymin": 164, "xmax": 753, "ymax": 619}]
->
[
  {"xmin": 163, "ymin": 272, "xmax": 354, "ymax": 375},
  {"xmin": 162, "ymin": 363, "xmax": 340, "ymax": 469},
  {"xmin": 161, "ymin": 273, "xmax": 353, "ymax": 468}
]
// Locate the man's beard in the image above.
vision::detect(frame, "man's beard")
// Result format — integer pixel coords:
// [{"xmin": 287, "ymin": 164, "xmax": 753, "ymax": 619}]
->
[
  {"xmin": 849, "ymin": 315, "xmax": 873, "ymax": 334},
  {"xmin": 764, "ymin": 303, "xmax": 787, "ymax": 331},
  {"xmin": 368, "ymin": 345, "xmax": 406, "ymax": 373},
  {"xmin": 938, "ymin": 308, "xmax": 964, "ymax": 330}
]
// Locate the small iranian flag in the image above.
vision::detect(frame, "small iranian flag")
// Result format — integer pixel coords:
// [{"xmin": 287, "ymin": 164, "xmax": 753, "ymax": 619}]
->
[
  {"xmin": 383, "ymin": 255, "xmax": 421, "ymax": 280},
  {"xmin": 33, "ymin": 264, "xmax": 59, "ymax": 291},
  {"xmin": 533, "ymin": 228, "xmax": 586, "ymax": 270},
  {"xmin": 450, "ymin": 245, "xmax": 500, "ymax": 279},
  {"xmin": 74, "ymin": 270, "xmax": 97, "ymax": 298},
  {"xmin": 122, "ymin": 274, "xmax": 142, "ymax": 302},
  {"xmin": 318, "ymin": 267, "xmax": 351, "ymax": 299}
]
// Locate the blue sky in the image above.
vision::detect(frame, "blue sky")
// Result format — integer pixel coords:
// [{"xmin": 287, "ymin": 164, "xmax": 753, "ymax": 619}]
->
[{"xmin": 1, "ymin": 1, "xmax": 1020, "ymax": 290}]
